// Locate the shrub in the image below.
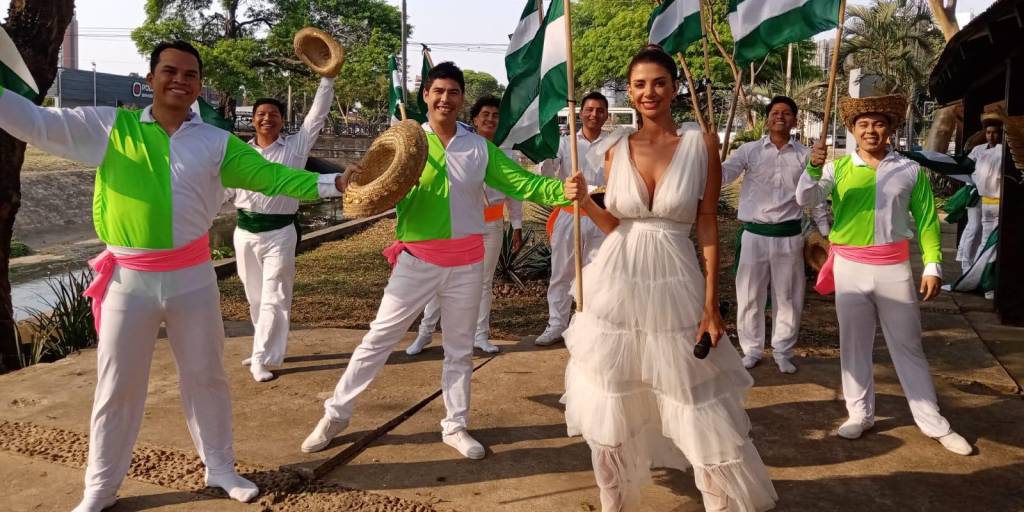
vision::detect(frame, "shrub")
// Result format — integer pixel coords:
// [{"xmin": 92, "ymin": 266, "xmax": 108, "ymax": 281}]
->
[
  {"xmin": 211, "ymin": 246, "xmax": 235, "ymax": 260},
  {"xmin": 22, "ymin": 270, "xmax": 97, "ymax": 363},
  {"xmin": 11, "ymin": 238, "xmax": 30, "ymax": 258},
  {"xmin": 496, "ymin": 225, "xmax": 551, "ymax": 289}
]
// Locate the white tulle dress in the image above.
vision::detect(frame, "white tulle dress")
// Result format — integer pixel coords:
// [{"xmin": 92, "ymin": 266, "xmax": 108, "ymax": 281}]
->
[{"xmin": 561, "ymin": 124, "xmax": 777, "ymax": 511}]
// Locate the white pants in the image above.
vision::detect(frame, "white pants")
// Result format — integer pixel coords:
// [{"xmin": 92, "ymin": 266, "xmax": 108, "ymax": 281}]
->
[
  {"xmin": 234, "ymin": 225, "xmax": 297, "ymax": 366},
  {"xmin": 418, "ymin": 220, "xmax": 504, "ymax": 342},
  {"xmin": 325, "ymin": 251, "xmax": 483, "ymax": 434},
  {"xmin": 980, "ymin": 202, "xmax": 999, "ymax": 248},
  {"xmin": 834, "ymin": 254, "xmax": 951, "ymax": 438},
  {"xmin": 735, "ymin": 231, "xmax": 804, "ymax": 362},
  {"xmin": 546, "ymin": 211, "xmax": 605, "ymax": 331},
  {"xmin": 955, "ymin": 205, "xmax": 982, "ymax": 273},
  {"xmin": 84, "ymin": 263, "xmax": 235, "ymax": 499}
]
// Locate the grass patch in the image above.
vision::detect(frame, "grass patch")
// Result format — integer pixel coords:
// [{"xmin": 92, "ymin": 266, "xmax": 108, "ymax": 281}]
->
[{"xmin": 11, "ymin": 238, "xmax": 30, "ymax": 258}]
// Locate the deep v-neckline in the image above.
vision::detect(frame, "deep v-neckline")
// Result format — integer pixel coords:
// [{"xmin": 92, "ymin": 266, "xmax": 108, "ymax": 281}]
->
[{"xmin": 625, "ymin": 133, "xmax": 685, "ymax": 211}]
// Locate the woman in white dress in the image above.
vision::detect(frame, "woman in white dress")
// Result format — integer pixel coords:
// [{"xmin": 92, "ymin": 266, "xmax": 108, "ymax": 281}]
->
[{"xmin": 562, "ymin": 46, "xmax": 777, "ymax": 511}]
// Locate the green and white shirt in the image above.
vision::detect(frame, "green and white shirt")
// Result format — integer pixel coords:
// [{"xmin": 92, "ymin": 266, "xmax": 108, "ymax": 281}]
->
[
  {"xmin": 0, "ymin": 86, "xmax": 339, "ymax": 251},
  {"xmin": 396, "ymin": 123, "xmax": 568, "ymax": 242},
  {"xmin": 797, "ymin": 150, "xmax": 942, "ymax": 277}
]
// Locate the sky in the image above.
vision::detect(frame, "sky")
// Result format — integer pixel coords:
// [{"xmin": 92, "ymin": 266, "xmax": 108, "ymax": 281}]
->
[{"xmin": 0, "ymin": 0, "xmax": 1001, "ymax": 86}]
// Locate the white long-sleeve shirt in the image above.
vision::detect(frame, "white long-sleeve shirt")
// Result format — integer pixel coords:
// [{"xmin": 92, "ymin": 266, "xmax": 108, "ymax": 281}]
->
[
  {"xmin": 539, "ymin": 131, "xmax": 608, "ymax": 187},
  {"xmin": 971, "ymin": 143, "xmax": 1003, "ymax": 199},
  {"xmin": 228, "ymin": 77, "xmax": 336, "ymax": 214},
  {"xmin": 722, "ymin": 136, "xmax": 831, "ymax": 234}
]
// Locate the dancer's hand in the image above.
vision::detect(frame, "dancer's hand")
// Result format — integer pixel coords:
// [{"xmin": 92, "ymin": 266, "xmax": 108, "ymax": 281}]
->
[
  {"xmin": 810, "ymin": 142, "xmax": 828, "ymax": 168},
  {"xmin": 920, "ymin": 275, "xmax": 941, "ymax": 302},
  {"xmin": 511, "ymin": 228, "xmax": 523, "ymax": 253},
  {"xmin": 564, "ymin": 171, "xmax": 590, "ymax": 205},
  {"xmin": 335, "ymin": 163, "xmax": 362, "ymax": 192},
  {"xmin": 698, "ymin": 305, "xmax": 725, "ymax": 347}
]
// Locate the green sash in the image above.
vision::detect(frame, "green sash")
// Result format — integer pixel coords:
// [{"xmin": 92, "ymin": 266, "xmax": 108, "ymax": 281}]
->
[
  {"xmin": 236, "ymin": 209, "xmax": 297, "ymax": 233},
  {"xmin": 732, "ymin": 219, "xmax": 803, "ymax": 274},
  {"xmin": 942, "ymin": 184, "xmax": 980, "ymax": 224}
]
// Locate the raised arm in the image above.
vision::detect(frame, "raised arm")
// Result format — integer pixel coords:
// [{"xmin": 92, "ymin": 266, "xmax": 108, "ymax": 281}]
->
[
  {"xmin": 219, "ymin": 135, "xmax": 342, "ymax": 200},
  {"xmin": 482, "ymin": 141, "xmax": 570, "ymax": 207},
  {"xmin": 290, "ymin": 77, "xmax": 335, "ymax": 157},
  {"xmin": 0, "ymin": 86, "xmax": 116, "ymax": 166}
]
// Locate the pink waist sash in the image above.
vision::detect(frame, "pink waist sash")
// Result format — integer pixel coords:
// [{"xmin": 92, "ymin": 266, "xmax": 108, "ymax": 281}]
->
[
  {"xmin": 382, "ymin": 234, "xmax": 484, "ymax": 268},
  {"xmin": 815, "ymin": 239, "xmax": 910, "ymax": 295},
  {"xmin": 83, "ymin": 234, "xmax": 212, "ymax": 333}
]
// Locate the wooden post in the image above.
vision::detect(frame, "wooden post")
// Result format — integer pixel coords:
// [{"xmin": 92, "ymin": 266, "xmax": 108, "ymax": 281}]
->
[
  {"xmin": 398, "ymin": 102, "xmax": 407, "ymax": 121},
  {"xmin": 721, "ymin": 70, "xmax": 743, "ymax": 161},
  {"xmin": 819, "ymin": 0, "xmax": 848, "ymax": 144},
  {"xmin": 699, "ymin": 0, "xmax": 715, "ymax": 130},
  {"xmin": 562, "ymin": 0, "xmax": 584, "ymax": 312}
]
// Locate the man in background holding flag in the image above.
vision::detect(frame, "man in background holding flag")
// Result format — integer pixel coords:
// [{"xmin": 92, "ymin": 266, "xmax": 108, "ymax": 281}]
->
[{"xmin": 227, "ymin": 46, "xmax": 341, "ymax": 383}]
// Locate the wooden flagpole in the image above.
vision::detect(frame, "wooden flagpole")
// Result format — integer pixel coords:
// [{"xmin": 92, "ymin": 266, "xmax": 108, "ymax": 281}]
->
[
  {"xmin": 561, "ymin": 0, "xmax": 584, "ymax": 312},
  {"xmin": 678, "ymin": 54, "xmax": 709, "ymax": 133},
  {"xmin": 721, "ymin": 69, "xmax": 742, "ymax": 160},
  {"xmin": 819, "ymin": 0, "xmax": 847, "ymax": 144},
  {"xmin": 699, "ymin": 0, "xmax": 715, "ymax": 131},
  {"xmin": 398, "ymin": 102, "xmax": 407, "ymax": 121}
]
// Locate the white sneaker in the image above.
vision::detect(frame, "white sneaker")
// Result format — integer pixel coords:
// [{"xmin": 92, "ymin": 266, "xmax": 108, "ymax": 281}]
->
[
  {"xmin": 250, "ymin": 361, "xmax": 274, "ymax": 382},
  {"xmin": 475, "ymin": 338, "xmax": 501, "ymax": 353},
  {"xmin": 776, "ymin": 358, "xmax": 797, "ymax": 374},
  {"xmin": 534, "ymin": 327, "xmax": 564, "ymax": 346},
  {"xmin": 71, "ymin": 495, "xmax": 118, "ymax": 512},
  {"xmin": 741, "ymin": 355, "xmax": 760, "ymax": 369},
  {"xmin": 937, "ymin": 431, "xmax": 972, "ymax": 455},
  {"xmin": 442, "ymin": 430, "xmax": 485, "ymax": 459},
  {"xmin": 406, "ymin": 332, "xmax": 433, "ymax": 355},
  {"xmin": 837, "ymin": 418, "xmax": 874, "ymax": 439},
  {"xmin": 300, "ymin": 415, "xmax": 349, "ymax": 453},
  {"xmin": 984, "ymin": 290, "xmax": 995, "ymax": 300}
]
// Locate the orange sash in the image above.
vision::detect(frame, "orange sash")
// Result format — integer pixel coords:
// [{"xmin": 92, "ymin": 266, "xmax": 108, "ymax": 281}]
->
[
  {"xmin": 545, "ymin": 206, "xmax": 589, "ymax": 237},
  {"xmin": 484, "ymin": 203, "xmax": 505, "ymax": 223}
]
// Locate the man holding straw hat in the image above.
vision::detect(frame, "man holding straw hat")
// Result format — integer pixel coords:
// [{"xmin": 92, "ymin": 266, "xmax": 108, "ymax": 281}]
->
[
  {"xmin": 797, "ymin": 94, "xmax": 972, "ymax": 456},
  {"xmin": 722, "ymin": 95, "xmax": 831, "ymax": 375},
  {"xmin": 230, "ymin": 28, "xmax": 344, "ymax": 383},
  {"xmin": 302, "ymin": 62, "xmax": 572, "ymax": 460}
]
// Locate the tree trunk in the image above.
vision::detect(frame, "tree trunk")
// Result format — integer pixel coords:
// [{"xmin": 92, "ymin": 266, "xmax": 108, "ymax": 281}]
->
[
  {"xmin": 0, "ymin": 0, "xmax": 76, "ymax": 372},
  {"xmin": 924, "ymin": 0, "xmax": 960, "ymax": 195}
]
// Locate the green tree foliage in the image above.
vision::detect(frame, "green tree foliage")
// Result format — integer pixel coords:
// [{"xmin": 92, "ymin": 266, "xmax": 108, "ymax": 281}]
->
[
  {"xmin": 462, "ymin": 70, "xmax": 505, "ymax": 120},
  {"xmin": 131, "ymin": 0, "xmax": 403, "ymax": 120}
]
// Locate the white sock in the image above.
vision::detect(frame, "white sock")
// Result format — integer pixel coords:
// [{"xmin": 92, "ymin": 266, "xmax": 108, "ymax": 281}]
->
[
  {"xmin": 71, "ymin": 495, "xmax": 117, "ymax": 512},
  {"xmin": 206, "ymin": 470, "xmax": 259, "ymax": 503},
  {"xmin": 250, "ymin": 361, "xmax": 274, "ymax": 382}
]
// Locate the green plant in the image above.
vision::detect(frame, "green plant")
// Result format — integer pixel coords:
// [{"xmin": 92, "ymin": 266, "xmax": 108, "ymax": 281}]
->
[
  {"xmin": 497, "ymin": 225, "xmax": 552, "ymax": 289},
  {"xmin": 211, "ymin": 246, "xmax": 235, "ymax": 260},
  {"xmin": 22, "ymin": 270, "xmax": 97, "ymax": 363},
  {"xmin": 11, "ymin": 238, "xmax": 30, "ymax": 258},
  {"xmin": 13, "ymin": 324, "xmax": 45, "ymax": 368},
  {"xmin": 731, "ymin": 119, "xmax": 765, "ymax": 149}
]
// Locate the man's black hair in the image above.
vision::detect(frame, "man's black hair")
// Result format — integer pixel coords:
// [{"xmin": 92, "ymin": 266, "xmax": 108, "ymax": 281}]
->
[
  {"xmin": 580, "ymin": 91, "xmax": 609, "ymax": 109},
  {"xmin": 149, "ymin": 40, "xmax": 204, "ymax": 76},
  {"xmin": 424, "ymin": 61, "xmax": 465, "ymax": 92},
  {"xmin": 767, "ymin": 95, "xmax": 798, "ymax": 117},
  {"xmin": 252, "ymin": 98, "xmax": 287, "ymax": 117},
  {"xmin": 470, "ymin": 95, "xmax": 501, "ymax": 120}
]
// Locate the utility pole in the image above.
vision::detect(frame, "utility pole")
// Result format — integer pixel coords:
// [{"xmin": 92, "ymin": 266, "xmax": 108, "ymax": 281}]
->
[
  {"xmin": 91, "ymin": 61, "xmax": 97, "ymax": 106},
  {"xmin": 401, "ymin": 0, "xmax": 408, "ymax": 102}
]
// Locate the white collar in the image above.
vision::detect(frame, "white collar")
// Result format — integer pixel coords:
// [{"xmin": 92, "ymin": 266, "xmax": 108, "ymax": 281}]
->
[
  {"xmin": 423, "ymin": 121, "xmax": 470, "ymax": 139},
  {"xmin": 850, "ymin": 148, "xmax": 897, "ymax": 167},
  {"xmin": 139, "ymin": 105, "xmax": 201, "ymax": 126},
  {"xmin": 248, "ymin": 134, "xmax": 287, "ymax": 148},
  {"xmin": 761, "ymin": 135, "xmax": 795, "ymax": 150},
  {"xmin": 576, "ymin": 129, "xmax": 605, "ymax": 144}
]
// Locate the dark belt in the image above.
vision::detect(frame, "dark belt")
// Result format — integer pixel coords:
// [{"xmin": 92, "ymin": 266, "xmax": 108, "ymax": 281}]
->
[{"xmin": 236, "ymin": 209, "xmax": 298, "ymax": 233}]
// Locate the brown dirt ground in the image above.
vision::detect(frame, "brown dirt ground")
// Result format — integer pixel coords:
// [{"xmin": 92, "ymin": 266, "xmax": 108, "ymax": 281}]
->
[{"xmin": 20, "ymin": 145, "xmax": 88, "ymax": 173}]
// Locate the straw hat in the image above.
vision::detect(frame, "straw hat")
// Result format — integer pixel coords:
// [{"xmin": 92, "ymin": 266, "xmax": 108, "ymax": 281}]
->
[
  {"xmin": 804, "ymin": 231, "xmax": 831, "ymax": 273},
  {"xmin": 839, "ymin": 94, "xmax": 907, "ymax": 130},
  {"xmin": 294, "ymin": 27, "xmax": 345, "ymax": 78},
  {"xmin": 981, "ymin": 111, "xmax": 1004, "ymax": 129},
  {"xmin": 343, "ymin": 120, "xmax": 428, "ymax": 218},
  {"xmin": 992, "ymin": 106, "xmax": 1024, "ymax": 172}
]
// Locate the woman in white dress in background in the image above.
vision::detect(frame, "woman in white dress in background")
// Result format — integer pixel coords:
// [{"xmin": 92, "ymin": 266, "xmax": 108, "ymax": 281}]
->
[{"xmin": 561, "ymin": 46, "xmax": 777, "ymax": 511}]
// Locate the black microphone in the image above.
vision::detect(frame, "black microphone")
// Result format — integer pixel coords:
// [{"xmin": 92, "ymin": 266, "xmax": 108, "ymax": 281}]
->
[{"xmin": 693, "ymin": 331, "xmax": 712, "ymax": 359}]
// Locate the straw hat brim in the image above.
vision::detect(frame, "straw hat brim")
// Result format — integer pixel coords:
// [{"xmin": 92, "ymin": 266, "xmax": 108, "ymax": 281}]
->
[
  {"xmin": 294, "ymin": 27, "xmax": 345, "ymax": 78},
  {"xmin": 343, "ymin": 120, "xmax": 428, "ymax": 218},
  {"xmin": 804, "ymin": 231, "xmax": 831, "ymax": 273},
  {"xmin": 992, "ymin": 106, "xmax": 1024, "ymax": 172},
  {"xmin": 840, "ymin": 94, "xmax": 907, "ymax": 130}
]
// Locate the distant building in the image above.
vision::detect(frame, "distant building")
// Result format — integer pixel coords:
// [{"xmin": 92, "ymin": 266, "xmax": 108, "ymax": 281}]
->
[
  {"xmin": 813, "ymin": 39, "xmax": 831, "ymax": 72},
  {"xmin": 61, "ymin": 15, "xmax": 78, "ymax": 70},
  {"xmin": 47, "ymin": 68, "xmax": 220, "ymax": 110}
]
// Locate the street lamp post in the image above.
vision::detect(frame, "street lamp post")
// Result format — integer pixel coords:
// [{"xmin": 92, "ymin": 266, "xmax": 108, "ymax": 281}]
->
[{"xmin": 92, "ymin": 62, "xmax": 97, "ymax": 106}]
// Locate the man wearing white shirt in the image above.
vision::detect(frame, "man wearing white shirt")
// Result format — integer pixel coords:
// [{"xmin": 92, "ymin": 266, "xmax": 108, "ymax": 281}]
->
[
  {"xmin": 970, "ymin": 122, "xmax": 1003, "ymax": 250},
  {"xmin": 407, "ymin": 95, "xmax": 524, "ymax": 355},
  {"xmin": 955, "ymin": 121, "xmax": 1002, "ymax": 273},
  {"xmin": 534, "ymin": 91, "xmax": 609, "ymax": 346},
  {"xmin": 228, "ymin": 72, "xmax": 336, "ymax": 382},
  {"xmin": 0, "ymin": 40, "xmax": 348, "ymax": 511},
  {"xmin": 722, "ymin": 96, "xmax": 831, "ymax": 374}
]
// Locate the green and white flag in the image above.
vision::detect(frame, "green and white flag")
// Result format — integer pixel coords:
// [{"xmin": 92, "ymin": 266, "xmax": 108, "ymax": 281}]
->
[
  {"xmin": 191, "ymin": 97, "xmax": 233, "ymax": 131},
  {"xmin": 494, "ymin": 0, "xmax": 567, "ymax": 163},
  {"xmin": 900, "ymin": 150, "xmax": 976, "ymax": 177},
  {"xmin": 0, "ymin": 26, "xmax": 39, "ymax": 100},
  {"xmin": 727, "ymin": 0, "xmax": 841, "ymax": 65},
  {"xmin": 410, "ymin": 46, "xmax": 432, "ymax": 123},
  {"xmin": 647, "ymin": 0, "xmax": 702, "ymax": 54},
  {"xmin": 952, "ymin": 227, "xmax": 998, "ymax": 293},
  {"xmin": 388, "ymin": 54, "xmax": 405, "ymax": 125}
]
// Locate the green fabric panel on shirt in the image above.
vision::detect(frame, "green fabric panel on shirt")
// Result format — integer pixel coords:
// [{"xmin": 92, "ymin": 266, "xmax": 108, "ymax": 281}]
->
[
  {"xmin": 827, "ymin": 155, "xmax": 876, "ymax": 247},
  {"xmin": 483, "ymin": 141, "xmax": 570, "ymax": 206},
  {"xmin": 395, "ymin": 131, "xmax": 453, "ymax": 241},
  {"xmin": 219, "ymin": 135, "xmax": 321, "ymax": 199},
  {"xmin": 94, "ymin": 109, "xmax": 174, "ymax": 248},
  {"xmin": 910, "ymin": 168, "xmax": 943, "ymax": 264}
]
